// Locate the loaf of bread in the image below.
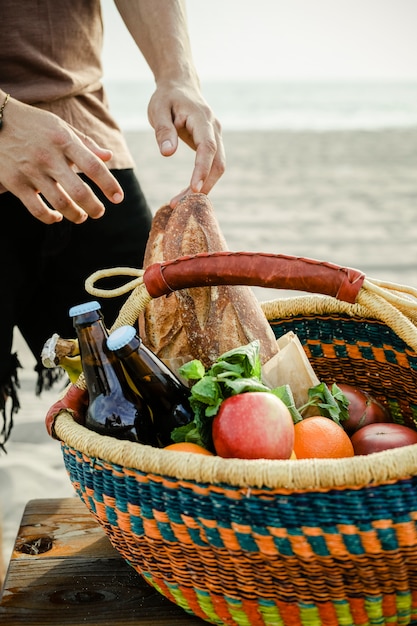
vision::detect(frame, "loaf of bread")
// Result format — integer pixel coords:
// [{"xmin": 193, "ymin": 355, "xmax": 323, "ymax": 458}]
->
[{"xmin": 139, "ymin": 194, "xmax": 278, "ymax": 369}]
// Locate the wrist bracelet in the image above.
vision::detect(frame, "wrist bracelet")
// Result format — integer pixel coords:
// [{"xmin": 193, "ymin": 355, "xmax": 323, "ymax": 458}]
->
[{"xmin": 0, "ymin": 93, "xmax": 10, "ymax": 130}]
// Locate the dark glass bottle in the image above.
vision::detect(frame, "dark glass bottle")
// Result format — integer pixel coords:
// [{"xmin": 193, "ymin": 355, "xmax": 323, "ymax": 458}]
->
[
  {"xmin": 106, "ymin": 325, "xmax": 193, "ymax": 447},
  {"xmin": 69, "ymin": 302, "xmax": 157, "ymax": 446}
]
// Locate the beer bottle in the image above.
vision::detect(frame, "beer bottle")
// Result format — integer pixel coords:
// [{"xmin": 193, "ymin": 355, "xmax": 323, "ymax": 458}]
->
[
  {"xmin": 106, "ymin": 325, "xmax": 193, "ymax": 447},
  {"xmin": 69, "ymin": 302, "xmax": 157, "ymax": 445}
]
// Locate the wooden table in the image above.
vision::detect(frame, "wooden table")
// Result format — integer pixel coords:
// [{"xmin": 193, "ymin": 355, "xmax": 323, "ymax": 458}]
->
[{"xmin": 0, "ymin": 498, "xmax": 206, "ymax": 625}]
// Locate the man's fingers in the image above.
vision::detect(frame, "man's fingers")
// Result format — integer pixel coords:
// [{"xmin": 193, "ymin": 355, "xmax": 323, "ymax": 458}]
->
[
  {"xmin": 64, "ymin": 128, "xmax": 124, "ymax": 205},
  {"xmin": 48, "ymin": 169, "xmax": 106, "ymax": 219},
  {"xmin": 177, "ymin": 118, "xmax": 225, "ymax": 196},
  {"xmin": 18, "ymin": 190, "xmax": 66, "ymax": 225},
  {"xmin": 5, "ymin": 171, "xmax": 106, "ymax": 224},
  {"xmin": 169, "ymin": 186, "xmax": 190, "ymax": 208},
  {"xmin": 70, "ymin": 126, "xmax": 113, "ymax": 159}
]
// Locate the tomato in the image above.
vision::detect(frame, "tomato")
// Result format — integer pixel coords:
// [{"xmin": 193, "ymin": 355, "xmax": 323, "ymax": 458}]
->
[
  {"xmin": 336, "ymin": 383, "xmax": 392, "ymax": 435},
  {"xmin": 351, "ymin": 422, "xmax": 417, "ymax": 455}
]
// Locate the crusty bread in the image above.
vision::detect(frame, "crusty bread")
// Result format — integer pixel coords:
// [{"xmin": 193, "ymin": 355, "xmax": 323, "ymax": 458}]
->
[
  {"xmin": 138, "ymin": 205, "xmax": 190, "ymax": 362},
  {"xmin": 139, "ymin": 194, "xmax": 278, "ymax": 368}
]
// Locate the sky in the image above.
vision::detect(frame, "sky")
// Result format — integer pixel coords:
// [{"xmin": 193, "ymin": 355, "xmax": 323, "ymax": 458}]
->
[{"xmin": 101, "ymin": 0, "xmax": 417, "ymax": 82}]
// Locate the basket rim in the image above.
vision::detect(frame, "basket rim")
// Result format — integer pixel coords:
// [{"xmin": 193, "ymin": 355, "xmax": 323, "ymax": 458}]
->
[{"xmin": 55, "ymin": 412, "xmax": 417, "ymax": 491}]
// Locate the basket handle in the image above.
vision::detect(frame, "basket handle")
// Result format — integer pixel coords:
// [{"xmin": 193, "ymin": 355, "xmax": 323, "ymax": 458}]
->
[{"xmin": 143, "ymin": 251, "xmax": 365, "ymax": 304}]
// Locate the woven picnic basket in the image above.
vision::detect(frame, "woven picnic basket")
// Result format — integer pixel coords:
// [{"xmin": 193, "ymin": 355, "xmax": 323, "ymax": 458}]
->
[{"xmin": 53, "ymin": 252, "xmax": 417, "ymax": 626}]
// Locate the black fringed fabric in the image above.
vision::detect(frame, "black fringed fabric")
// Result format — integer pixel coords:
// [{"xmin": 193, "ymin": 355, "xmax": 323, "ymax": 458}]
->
[
  {"xmin": 0, "ymin": 353, "xmax": 21, "ymax": 453},
  {"xmin": 0, "ymin": 356, "xmax": 66, "ymax": 453},
  {"xmin": 35, "ymin": 362, "xmax": 66, "ymax": 396}
]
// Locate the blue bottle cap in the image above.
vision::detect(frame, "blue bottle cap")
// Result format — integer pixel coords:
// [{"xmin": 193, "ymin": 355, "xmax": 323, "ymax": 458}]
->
[
  {"xmin": 107, "ymin": 325, "xmax": 137, "ymax": 351},
  {"xmin": 68, "ymin": 301, "xmax": 101, "ymax": 318}
]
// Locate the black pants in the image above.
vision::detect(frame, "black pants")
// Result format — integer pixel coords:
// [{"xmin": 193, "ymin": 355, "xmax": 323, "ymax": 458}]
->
[{"xmin": 0, "ymin": 169, "xmax": 153, "ymax": 385}]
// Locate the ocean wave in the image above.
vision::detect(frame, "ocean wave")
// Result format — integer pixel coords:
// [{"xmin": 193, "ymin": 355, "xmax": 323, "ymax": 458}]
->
[{"xmin": 104, "ymin": 79, "xmax": 417, "ymax": 132}]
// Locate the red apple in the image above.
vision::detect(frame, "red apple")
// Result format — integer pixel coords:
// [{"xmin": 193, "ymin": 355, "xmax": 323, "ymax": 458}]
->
[
  {"xmin": 351, "ymin": 422, "xmax": 417, "ymax": 455},
  {"xmin": 212, "ymin": 392, "xmax": 294, "ymax": 459}
]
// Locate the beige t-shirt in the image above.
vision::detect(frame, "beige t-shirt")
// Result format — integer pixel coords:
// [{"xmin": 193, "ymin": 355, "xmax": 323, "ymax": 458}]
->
[{"xmin": 1, "ymin": 0, "xmax": 134, "ymax": 170}]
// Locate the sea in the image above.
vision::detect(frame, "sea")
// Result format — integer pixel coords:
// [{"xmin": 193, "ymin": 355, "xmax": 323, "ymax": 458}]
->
[{"xmin": 103, "ymin": 79, "xmax": 417, "ymax": 132}]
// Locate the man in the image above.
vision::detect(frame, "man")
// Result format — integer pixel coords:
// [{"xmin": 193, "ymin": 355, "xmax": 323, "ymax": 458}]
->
[{"xmin": 0, "ymin": 0, "xmax": 225, "ymax": 446}]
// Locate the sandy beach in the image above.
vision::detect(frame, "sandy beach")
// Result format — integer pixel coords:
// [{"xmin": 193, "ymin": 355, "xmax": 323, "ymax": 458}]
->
[{"xmin": 1, "ymin": 127, "xmax": 417, "ymax": 577}]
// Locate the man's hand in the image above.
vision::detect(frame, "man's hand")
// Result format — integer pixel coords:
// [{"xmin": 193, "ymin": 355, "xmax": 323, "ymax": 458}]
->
[
  {"xmin": 148, "ymin": 81, "xmax": 225, "ymax": 208},
  {"xmin": 114, "ymin": 0, "xmax": 226, "ymax": 208},
  {"xmin": 0, "ymin": 96, "xmax": 124, "ymax": 224}
]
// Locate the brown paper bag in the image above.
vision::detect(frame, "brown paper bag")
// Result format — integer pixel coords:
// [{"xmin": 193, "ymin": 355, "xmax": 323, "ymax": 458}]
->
[{"xmin": 261, "ymin": 331, "xmax": 320, "ymax": 411}]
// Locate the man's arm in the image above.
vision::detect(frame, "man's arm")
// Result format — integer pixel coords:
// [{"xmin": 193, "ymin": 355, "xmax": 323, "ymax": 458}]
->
[
  {"xmin": 115, "ymin": 0, "xmax": 196, "ymax": 84},
  {"xmin": 114, "ymin": 0, "xmax": 225, "ymax": 206}
]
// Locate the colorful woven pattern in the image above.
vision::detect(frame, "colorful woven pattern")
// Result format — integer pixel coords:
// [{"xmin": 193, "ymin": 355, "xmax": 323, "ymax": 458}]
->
[
  {"xmin": 57, "ymin": 309, "xmax": 417, "ymax": 626},
  {"xmin": 62, "ymin": 444, "xmax": 417, "ymax": 626},
  {"xmin": 270, "ymin": 313, "xmax": 417, "ymax": 428}
]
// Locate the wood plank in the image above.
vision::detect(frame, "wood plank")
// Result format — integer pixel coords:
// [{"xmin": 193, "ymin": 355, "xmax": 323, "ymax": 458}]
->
[
  {"xmin": 11, "ymin": 498, "xmax": 115, "ymax": 560},
  {"xmin": 0, "ymin": 498, "xmax": 206, "ymax": 625}
]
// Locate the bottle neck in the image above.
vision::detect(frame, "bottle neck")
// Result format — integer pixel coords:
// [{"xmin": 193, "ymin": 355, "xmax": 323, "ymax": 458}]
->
[
  {"xmin": 115, "ymin": 336, "xmax": 183, "ymax": 383},
  {"xmin": 75, "ymin": 316, "xmax": 122, "ymax": 398}
]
